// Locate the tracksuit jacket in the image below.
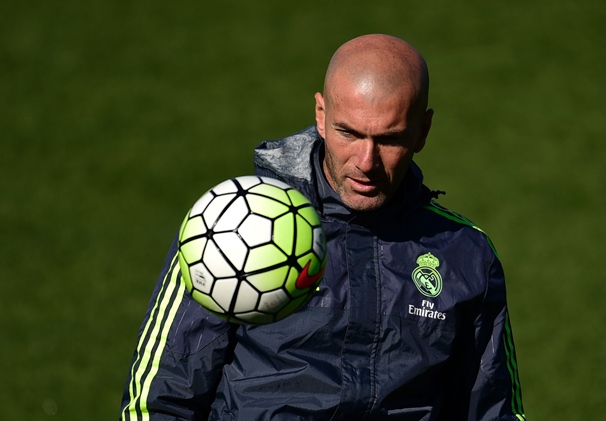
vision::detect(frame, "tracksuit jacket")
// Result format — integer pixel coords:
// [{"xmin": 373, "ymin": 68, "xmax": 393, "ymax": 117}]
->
[{"xmin": 120, "ymin": 126, "xmax": 525, "ymax": 420}]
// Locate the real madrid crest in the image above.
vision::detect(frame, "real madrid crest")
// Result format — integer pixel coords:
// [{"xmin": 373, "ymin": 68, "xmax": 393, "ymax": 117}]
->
[{"xmin": 411, "ymin": 252, "xmax": 443, "ymax": 298}]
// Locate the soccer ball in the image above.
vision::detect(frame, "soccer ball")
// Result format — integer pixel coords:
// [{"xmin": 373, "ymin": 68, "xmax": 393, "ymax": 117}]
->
[{"xmin": 178, "ymin": 175, "xmax": 327, "ymax": 325}]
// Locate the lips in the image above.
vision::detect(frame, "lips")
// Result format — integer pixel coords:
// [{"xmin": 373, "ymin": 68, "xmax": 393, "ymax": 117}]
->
[
  {"xmin": 348, "ymin": 177, "xmax": 381, "ymax": 193},
  {"xmin": 351, "ymin": 178, "xmax": 378, "ymax": 186}
]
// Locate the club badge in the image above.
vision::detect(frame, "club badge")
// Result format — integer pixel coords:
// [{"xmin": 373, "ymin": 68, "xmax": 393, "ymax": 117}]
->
[{"xmin": 411, "ymin": 252, "xmax": 443, "ymax": 298}]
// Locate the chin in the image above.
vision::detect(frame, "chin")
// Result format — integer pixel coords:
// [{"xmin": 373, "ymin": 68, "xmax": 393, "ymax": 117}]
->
[{"xmin": 343, "ymin": 195, "xmax": 389, "ymax": 212}]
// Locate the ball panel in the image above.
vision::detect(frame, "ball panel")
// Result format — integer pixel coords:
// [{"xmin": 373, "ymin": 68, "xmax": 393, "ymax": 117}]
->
[
  {"xmin": 191, "ymin": 290, "xmax": 223, "ymax": 313},
  {"xmin": 247, "ymin": 265, "xmax": 289, "ymax": 292},
  {"xmin": 244, "ymin": 244, "xmax": 287, "ymax": 272},
  {"xmin": 294, "ymin": 215, "xmax": 313, "ymax": 256},
  {"xmin": 273, "ymin": 213, "xmax": 295, "ymax": 255},
  {"xmin": 287, "ymin": 189, "xmax": 312, "ymax": 207},
  {"xmin": 202, "ymin": 240, "xmax": 236, "ymax": 278},
  {"xmin": 214, "ymin": 196, "xmax": 248, "ymax": 232},
  {"xmin": 211, "ymin": 278, "xmax": 239, "ymax": 311},
  {"xmin": 246, "ymin": 194, "xmax": 289, "ymax": 219},
  {"xmin": 203, "ymin": 194, "xmax": 237, "ymax": 228},
  {"xmin": 257, "ymin": 288, "xmax": 289, "ymax": 312},
  {"xmin": 180, "ymin": 237, "xmax": 207, "ymax": 264},
  {"xmin": 233, "ymin": 281, "xmax": 259, "ymax": 313},
  {"xmin": 212, "ymin": 232, "xmax": 247, "ymax": 272},
  {"xmin": 238, "ymin": 214, "xmax": 273, "ymax": 247},
  {"xmin": 298, "ymin": 205, "xmax": 322, "ymax": 227},
  {"xmin": 188, "ymin": 262, "xmax": 215, "ymax": 294},
  {"xmin": 181, "ymin": 216, "xmax": 206, "ymax": 242},
  {"xmin": 248, "ymin": 183, "xmax": 290, "ymax": 204}
]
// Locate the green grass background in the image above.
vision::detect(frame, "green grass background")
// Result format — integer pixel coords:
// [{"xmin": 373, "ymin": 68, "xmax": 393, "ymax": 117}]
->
[{"xmin": 2, "ymin": 1, "xmax": 605, "ymax": 419}]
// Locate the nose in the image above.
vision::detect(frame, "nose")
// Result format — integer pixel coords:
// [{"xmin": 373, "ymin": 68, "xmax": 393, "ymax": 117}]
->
[{"xmin": 355, "ymin": 139, "xmax": 380, "ymax": 173}]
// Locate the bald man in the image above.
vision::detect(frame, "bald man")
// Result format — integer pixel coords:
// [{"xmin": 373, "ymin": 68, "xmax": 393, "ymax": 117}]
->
[
  {"xmin": 121, "ymin": 35, "xmax": 526, "ymax": 420},
  {"xmin": 315, "ymin": 35, "xmax": 433, "ymax": 212}
]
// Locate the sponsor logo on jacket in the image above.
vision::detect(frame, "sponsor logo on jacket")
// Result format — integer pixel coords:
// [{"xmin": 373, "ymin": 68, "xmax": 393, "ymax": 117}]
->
[{"xmin": 408, "ymin": 300, "xmax": 446, "ymax": 320}]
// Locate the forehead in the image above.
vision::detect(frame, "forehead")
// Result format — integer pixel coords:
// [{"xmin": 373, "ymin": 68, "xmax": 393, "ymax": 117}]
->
[
  {"xmin": 326, "ymin": 85, "xmax": 414, "ymax": 134},
  {"xmin": 329, "ymin": 65, "xmax": 421, "ymax": 111}
]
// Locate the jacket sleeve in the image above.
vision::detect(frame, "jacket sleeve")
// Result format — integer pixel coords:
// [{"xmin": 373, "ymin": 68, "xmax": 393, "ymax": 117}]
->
[
  {"xmin": 119, "ymin": 233, "xmax": 237, "ymax": 421},
  {"xmin": 468, "ymin": 253, "xmax": 526, "ymax": 421}
]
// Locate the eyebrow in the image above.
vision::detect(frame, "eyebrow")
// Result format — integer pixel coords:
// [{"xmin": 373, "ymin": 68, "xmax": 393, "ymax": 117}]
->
[
  {"xmin": 332, "ymin": 122, "xmax": 357, "ymax": 133},
  {"xmin": 331, "ymin": 122, "xmax": 407, "ymax": 138}
]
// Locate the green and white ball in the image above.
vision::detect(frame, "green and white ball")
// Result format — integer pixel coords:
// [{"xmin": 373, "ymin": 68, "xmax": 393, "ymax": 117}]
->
[{"xmin": 178, "ymin": 175, "xmax": 327, "ymax": 325}]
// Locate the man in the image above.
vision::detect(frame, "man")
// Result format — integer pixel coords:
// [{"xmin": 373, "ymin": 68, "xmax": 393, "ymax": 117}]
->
[{"xmin": 121, "ymin": 34, "xmax": 525, "ymax": 420}]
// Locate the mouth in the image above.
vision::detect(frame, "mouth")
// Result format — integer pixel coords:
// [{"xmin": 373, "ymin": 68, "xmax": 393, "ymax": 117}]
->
[{"xmin": 348, "ymin": 177, "xmax": 381, "ymax": 193}]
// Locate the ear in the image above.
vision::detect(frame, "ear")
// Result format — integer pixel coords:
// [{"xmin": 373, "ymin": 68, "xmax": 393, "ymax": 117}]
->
[
  {"xmin": 314, "ymin": 92, "xmax": 326, "ymax": 139},
  {"xmin": 414, "ymin": 108, "xmax": 434, "ymax": 153}
]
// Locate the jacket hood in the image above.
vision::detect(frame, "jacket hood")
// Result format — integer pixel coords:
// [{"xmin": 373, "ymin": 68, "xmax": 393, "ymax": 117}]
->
[{"xmin": 254, "ymin": 125, "xmax": 438, "ymax": 222}]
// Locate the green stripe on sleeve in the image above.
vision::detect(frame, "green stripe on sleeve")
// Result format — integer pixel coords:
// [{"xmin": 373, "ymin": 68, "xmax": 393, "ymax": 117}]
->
[
  {"xmin": 424, "ymin": 201, "xmax": 499, "ymax": 258},
  {"xmin": 122, "ymin": 253, "xmax": 185, "ymax": 420},
  {"xmin": 504, "ymin": 311, "xmax": 526, "ymax": 420},
  {"xmin": 139, "ymin": 268, "xmax": 186, "ymax": 419},
  {"xmin": 427, "ymin": 202, "xmax": 525, "ymax": 419}
]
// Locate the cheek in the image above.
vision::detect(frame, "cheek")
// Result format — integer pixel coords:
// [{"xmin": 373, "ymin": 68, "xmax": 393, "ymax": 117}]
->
[
  {"xmin": 382, "ymin": 148, "xmax": 413, "ymax": 179},
  {"xmin": 325, "ymin": 148, "xmax": 344, "ymax": 178}
]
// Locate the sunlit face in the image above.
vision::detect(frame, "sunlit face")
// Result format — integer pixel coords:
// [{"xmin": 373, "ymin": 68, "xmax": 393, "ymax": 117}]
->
[{"xmin": 315, "ymin": 88, "xmax": 432, "ymax": 212}]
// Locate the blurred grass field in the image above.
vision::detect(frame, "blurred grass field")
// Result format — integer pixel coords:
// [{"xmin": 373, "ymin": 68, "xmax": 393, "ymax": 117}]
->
[{"xmin": 2, "ymin": 1, "xmax": 605, "ymax": 419}]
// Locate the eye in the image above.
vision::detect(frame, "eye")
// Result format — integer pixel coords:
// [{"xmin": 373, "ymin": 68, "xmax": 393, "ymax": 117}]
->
[
  {"xmin": 336, "ymin": 128, "xmax": 356, "ymax": 139},
  {"xmin": 378, "ymin": 135, "xmax": 404, "ymax": 145},
  {"xmin": 378, "ymin": 131, "xmax": 411, "ymax": 146}
]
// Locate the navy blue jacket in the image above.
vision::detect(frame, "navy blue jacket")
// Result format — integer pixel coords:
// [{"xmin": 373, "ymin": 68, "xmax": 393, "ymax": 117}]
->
[{"xmin": 120, "ymin": 126, "xmax": 525, "ymax": 420}]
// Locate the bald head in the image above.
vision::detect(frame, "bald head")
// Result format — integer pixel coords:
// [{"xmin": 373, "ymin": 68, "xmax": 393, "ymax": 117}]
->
[{"xmin": 323, "ymin": 34, "xmax": 430, "ymax": 117}]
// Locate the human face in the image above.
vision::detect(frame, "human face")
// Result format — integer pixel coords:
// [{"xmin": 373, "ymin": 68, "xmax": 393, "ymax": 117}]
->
[{"xmin": 315, "ymin": 90, "xmax": 432, "ymax": 212}]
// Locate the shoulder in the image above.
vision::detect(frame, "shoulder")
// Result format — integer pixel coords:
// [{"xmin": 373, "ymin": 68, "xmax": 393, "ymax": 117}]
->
[{"xmin": 420, "ymin": 200, "xmax": 500, "ymax": 258}]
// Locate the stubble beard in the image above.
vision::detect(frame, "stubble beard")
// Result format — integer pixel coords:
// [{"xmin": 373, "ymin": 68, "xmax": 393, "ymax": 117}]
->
[{"xmin": 323, "ymin": 156, "xmax": 389, "ymax": 212}]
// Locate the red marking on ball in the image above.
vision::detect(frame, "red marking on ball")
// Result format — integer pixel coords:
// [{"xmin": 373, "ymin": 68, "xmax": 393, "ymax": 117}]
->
[{"xmin": 295, "ymin": 261, "xmax": 325, "ymax": 289}]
